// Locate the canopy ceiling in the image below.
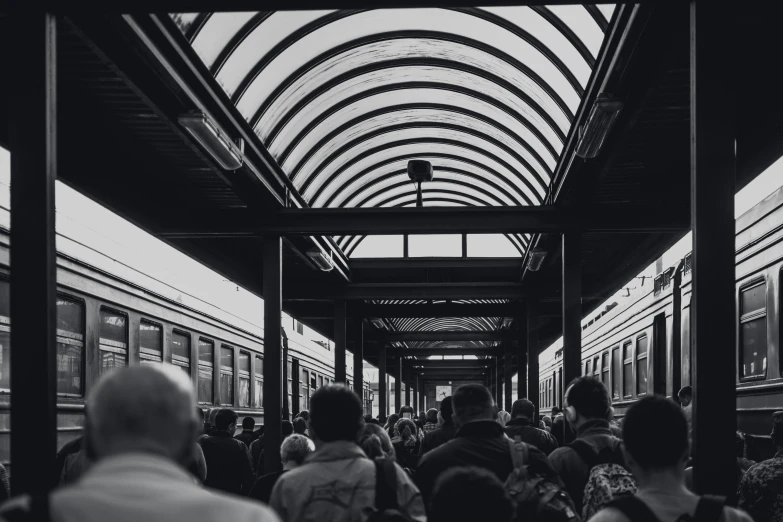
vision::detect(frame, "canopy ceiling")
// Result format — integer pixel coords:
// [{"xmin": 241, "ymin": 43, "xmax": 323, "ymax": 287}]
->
[{"xmin": 171, "ymin": 6, "xmax": 615, "ymax": 255}]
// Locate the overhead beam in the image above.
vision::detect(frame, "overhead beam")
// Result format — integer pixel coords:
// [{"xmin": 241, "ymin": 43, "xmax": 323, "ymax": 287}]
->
[
  {"xmin": 409, "ymin": 361, "xmax": 491, "ymax": 369},
  {"xmin": 369, "ymin": 330, "xmax": 512, "ymax": 342},
  {"xmin": 350, "ymin": 258, "xmax": 523, "ymax": 270},
  {"xmin": 391, "ymin": 347, "xmax": 500, "ymax": 357},
  {"xmin": 285, "ymin": 301, "xmax": 562, "ymax": 320},
  {"xmin": 159, "ymin": 205, "xmax": 689, "ymax": 238},
  {"xmin": 285, "ymin": 282, "xmax": 526, "ymax": 300}
]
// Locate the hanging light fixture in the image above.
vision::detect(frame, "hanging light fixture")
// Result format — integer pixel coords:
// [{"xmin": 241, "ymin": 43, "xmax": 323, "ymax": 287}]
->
[{"xmin": 407, "ymin": 160, "xmax": 434, "ymax": 207}]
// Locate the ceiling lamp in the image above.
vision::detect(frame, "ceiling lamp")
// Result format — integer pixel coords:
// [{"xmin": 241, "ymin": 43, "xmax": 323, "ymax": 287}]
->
[
  {"xmin": 178, "ymin": 111, "xmax": 244, "ymax": 170},
  {"xmin": 575, "ymin": 94, "xmax": 624, "ymax": 159},
  {"xmin": 306, "ymin": 248, "xmax": 334, "ymax": 272},
  {"xmin": 526, "ymin": 249, "xmax": 547, "ymax": 271},
  {"xmin": 408, "ymin": 160, "xmax": 434, "ymax": 207}
]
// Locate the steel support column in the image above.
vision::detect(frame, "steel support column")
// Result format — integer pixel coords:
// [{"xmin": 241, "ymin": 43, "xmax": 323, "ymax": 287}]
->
[
  {"xmin": 395, "ymin": 356, "xmax": 402, "ymax": 412},
  {"xmin": 504, "ymin": 343, "xmax": 513, "ymax": 412},
  {"xmin": 562, "ymin": 233, "xmax": 582, "ymax": 389},
  {"xmin": 334, "ymin": 300, "xmax": 347, "ymax": 383},
  {"xmin": 378, "ymin": 344, "xmax": 387, "ymax": 423},
  {"xmin": 690, "ymin": 0, "xmax": 736, "ymax": 498},
  {"xmin": 495, "ymin": 356, "xmax": 503, "ymax": 406},
  {"xmin": 528, "ymin": 299, "xmax": 540, "ymax": 424},
  {"xmin": 263, "ymin": 236, "xmax": 283, "ymax": 474},
  {"xmin": 352, "ymin": 318, "xmax": 363, "ymax": 395},
  {"xmin": 9, "ymin": 11, "xmax": 58, "ymax": 495},
  {"xmin": 517, "ymin": 304, "xmax": 528, "ymax": 401},
  {"xmin": 418, "ymin": 374, "xmax": 425, "ymax": 412}
]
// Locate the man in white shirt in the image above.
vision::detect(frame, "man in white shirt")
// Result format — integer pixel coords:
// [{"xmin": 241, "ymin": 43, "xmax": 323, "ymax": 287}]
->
[
  {"xmin": 0, "ymin": 364, "xmax": 279, "ymax": 522},
  {"xmin": 587, "ymin": 395, "xmax": 751, "ymax": 522}
]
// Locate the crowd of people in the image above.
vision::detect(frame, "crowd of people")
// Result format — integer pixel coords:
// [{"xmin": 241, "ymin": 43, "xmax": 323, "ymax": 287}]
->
[{"xmin": 0, "ymin": 363, "xmax": 779, "ymax": 522}]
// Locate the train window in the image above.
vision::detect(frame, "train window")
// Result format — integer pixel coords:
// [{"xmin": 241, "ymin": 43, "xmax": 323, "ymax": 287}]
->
[
  {"xmin": 171, "ymin": 330, "xmax": 191, "ymax": 374},
  {"xmin": 99, "ymin": 308, "xmax": 128, "ymax": 377},
  {"xmin": 311, "ymin": 373, "xmax": 317, "ymax": 391},
  {"xmin": 287, "ymin": 361, "xmax": 293, "ymax": 413},
  {"xmin": 585, "ymin": 359, "xmax": 591, "ymax": 377},
  {"xmin": 220, "ymin": 345, "xmax": 234, "ymax": 406},
  {"xmin": 0, "ymin": 280, "xmax": 9, "ymax": 392},
  {"xmin": 740, "ymin": 281, "xmax": 767, "ymax": 380},
  {"xmin": 319, "ymin": 375, "xmax": 324, "ymax": 389},
  {"xmin": 139, "ymin": 321, "xmax": 163, "ymax": 363},
  {"xmin": 56, "ymin": 297, "xmax": 84, "ymax": 396},
  {"xmin": 300, "ymin": 368, "xmax": 308, "ymax": 410},
  {"xmin": 602, "ymin": 352, "xmax": 609, "ymax": 387},
  {"xmin": 295, "ymin": 320, "xmax": 304, "ymax": 335},
  {"xmin": 611, "ymin": 347, "xmax": 621, "ymax": 400},
  {"xmin": 197, "ymin": 339, "xmax": 214, "ymax": 404},
  {"xmin": 593, "ymin": 356, "xmax": 600, "ymax": 380},
  {"xmin": 254, "ymin": 356, "xmax": 263, "ymax": 409},
  {"xmin": 238, "ymin": 351, "xmax": 250, "ymax": 408},
  {"xmin": 636, "ymin": 335, "xmax": 649, "ymax": 396},
  {"xmin": 623, "ymin": 341, "xmax": 633, "ymax": 398}
]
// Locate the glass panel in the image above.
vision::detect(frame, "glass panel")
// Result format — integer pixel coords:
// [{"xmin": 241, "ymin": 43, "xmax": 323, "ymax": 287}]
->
[
  {"xmin": 585, "ymin": 359, "xmax": 591, "ymax": 377},
  {"xmin": 611, "ymin": 347, "xmax": 620, "ymax": 400},
  {"xmin": 637, "ymin": 335, "xmax": 648, "ymax": 356},
  {"xmin": 637, "ymin": 355, "xmax": 648, "ymax": 396},
  {"xmin": 239, "ymin": 376, "xmax": 250, "ymax": 408},
  {"xmin": 305, "ymin": 139, "xmax": 549, "ymax": 208},
  {"xmin": 467, "ymin": 235, "xmax": 520, "ymax": 257},
  {"xmin": 255, "ymin": 355, "xmax": 263, "ymax": 376},
  {"xmin": 741, "ymin": 318, "xmax": 767, "ymax": 379},
  {"xmin": 139, "ymin": 321, "xmax": 162, "ymax": 360},
  {"xmin": 741, "ymin": 283, "xmax": 766, "ymax": 315},
  {"xmin": 220, "ymin": 372, "xmax": 234, "ymax": 405},
  {"xmin": 198, "ymin": 339, "xmax": 214, "ymax": 404},
  {"xmin": 99, "ymin": 309, "xmax": 127, "ymax": 346},
  {"xmin": 409, "ymin": 234, "xmax": 462, "ymax": 257},
  {"xmin": 380, "ymin": 191, "xmax": 488, "ymax": 209},
  {"xmin": 284, "ymin": 89, "xmax": 562, "ymax": 183},
  {"xmin": 0, "ymin": 280, "xmax": 8, "ymax": 323},
  {"xmin": 239, "ymin": 351, "xmax": 250, "ymax": 373},
  {"xmin": 623, "ymin": 342, "xmax": 633, "ymax": 397},
  {"xmin": 57, "ymin": 298, "xmax": 84, "ymax": 396},
  {"xmin": 101, "ymin": 350, "xmax": 126, "ymax": 376},
  {"xmin": 0, "ymin": 329, "xmax": 10, "ymax": 392},
  {"xmin": 271, "ymin": 64, "xmax": 570, "ymax": 163},
  {"xmin": 221, "ymin": 345, "xmax": 234, "ymax": 370},
  {"xmin": 171, "ymin": 331, "xmax": 191, "ymax": 368},
  {"xmin": 602, "ymin": 352, "xmax": 609, "ymax": 386},
  {"xmin": 350, "ymin": 178, "xmax": 515, "ymax": 211},
  {"xmin": 254, "ymin": 377, "xmax": 263, "ymax": 408},
  {"xmin": 190, "ymin": 11, "xmax": 261, "ymax": 70},
  {"xmin": 350, "ymin": 235, "xmax": 404, "ymax": 258},
  {"xmin": 596, "ymin": 4, "xmax": 616, "ymax": 22},
  {"xmin": 547, "ymin": 5, "xmax": 607, "ymax": 58},
  {"xmin": 593, "ymin": 356, "xmax": 600, "ymax": 379},
  {"xmin": 241, "ymin": 9, "xmax": 580, "ymax": 125}
]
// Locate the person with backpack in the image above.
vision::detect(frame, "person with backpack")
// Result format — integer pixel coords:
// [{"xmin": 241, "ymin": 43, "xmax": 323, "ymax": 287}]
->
[
  {"xmin": 269, "ymin": 385, "xmax": 425, "ymax": 522},
  {"xmin": 549, "ymin": 377, "xmax": 633, "ymax": 517},
  {"xmin": 429, "ymin": 466, "xmax": 514, "ymax": 522},
  {"xmin": 415, "ymin": 384, "xmax": 565, "ymax": 509},
  {"xmin": 588, "ymin": 395, "xmax": 752, "ymax": 522}
]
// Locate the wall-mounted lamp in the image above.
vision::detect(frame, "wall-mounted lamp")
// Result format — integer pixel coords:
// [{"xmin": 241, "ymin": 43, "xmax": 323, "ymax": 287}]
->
[
  {"xmin": 501, "ymin": 317, "xmax": 514, "ymax": 329},
  {"xmin": 306, "ymin": 248, "xmax": 334, "ymax": 272},
  {"xmin": 526, "ymin": 249, "xmax": 547, "ymax": 272},
  {"xmin": 575, "ymin": 94, "xmax": 624, "ymax": 159},
  {"xmin": 178, "ymin": 111, "xmax": 244, "ymax": 170},
  {"xmin": 408, "ymin": 160, "xmax": 434, "ymax": 207}
]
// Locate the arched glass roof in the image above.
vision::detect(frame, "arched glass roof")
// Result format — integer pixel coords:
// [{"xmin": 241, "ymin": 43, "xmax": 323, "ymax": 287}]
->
[{"xmin": 171, "ymin": 6, "xmax": 615, "ymax": 255}]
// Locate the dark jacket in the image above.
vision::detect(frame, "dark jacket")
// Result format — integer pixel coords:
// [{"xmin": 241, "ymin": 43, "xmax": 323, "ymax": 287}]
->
[
  {"xmin": 198, "ymin": 431, "xmax": 255, "ymax": 495},
  {"xmin": 249, "ymin": 470, "xmax": 286, "ymax": 504},
  {"xmin": 55, "ymin": 436, "xmax": 83, "ymax": 484},
  {"xmin": 419, "ymin": 423, "xmax": 458, "ymax": 456},
  {"xmin": 415, "ymin": 420, "xmax": 562, "ymax": 503},
  {"xmin": 552, "ymin": 414, "xmax": 577, "ymax": 448},
  {"xmin": 392, "ymin": 439, "xmax": 420, "ymax": 471},
  {"xmin": 504, "ymin": 417, "xmax": 559, "ymax": 455},
  {"xmin": 548, "ymin": 419, "xmax": 621, "ymax": 514},
  {"xmin": 234, "ymin": 429, "xmax": 256, "ymax": 447}
]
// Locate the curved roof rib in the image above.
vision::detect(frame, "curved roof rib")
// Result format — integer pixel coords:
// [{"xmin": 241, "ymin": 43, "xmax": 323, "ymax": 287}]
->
[{"xmin": 172, "ymin": 5, "xmax": 614, "ymax": 256}]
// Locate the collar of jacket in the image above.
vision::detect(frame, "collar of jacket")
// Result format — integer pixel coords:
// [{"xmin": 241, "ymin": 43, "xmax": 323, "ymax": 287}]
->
[
  {"xmin": 81, "ymin": 453, "xmax": 194, "ymax": 485},
  {"xmin": 505, "ymin": 417, "xmax": 535, "ymax": 428},
  {"xmin": 455, "ymin": 419, "xmax": 504, "ymax": 438},
  {"xmin": 576, "ymin": 419, "xmax": 612, "ymax": 437},
  {"xmin": 306, "ymin": 441, "xmax": 367, "ymax": 463},
  {"xmin": 209, "ymin": 430, "xmax": 233, "ymax": 438}
]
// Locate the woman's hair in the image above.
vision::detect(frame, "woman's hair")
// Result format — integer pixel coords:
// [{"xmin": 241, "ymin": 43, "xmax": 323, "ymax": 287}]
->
[
  {"xmin": 385, "ymin": 413, "xmax": 400, "ymax": 429},
  {"xmin": 293, "ymin": 417, "xmax": 307, "ymax": 435},
  {"xmin": 359, "ymin": 423, "xmax": 395, "ymax": 461},
  {"xmin": 280, "ymin": 434, "xmax": 315, "ymax": 466},
  {"xmin": 395, "ymin": 418, "xmax": 417, "ymax": 440},
  {"xmin": 496, "ymin": 410, "xmax": 511, "ymax": 427}
]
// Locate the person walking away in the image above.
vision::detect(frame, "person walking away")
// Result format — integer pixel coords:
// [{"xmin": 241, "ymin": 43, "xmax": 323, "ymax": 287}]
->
[
  {"xmin": 415, "ymin": 384, "xmax": 562, "ymax": 504},
  {"xmin": 588, "ymin": 395, "xmax": 751, "ymax": 522},
  {"xmin": 252, "ymin": 420, "xmax": 294, "ymax": 478},
  {"xmin": 391, "ymin": 418, "xmax": 420, "ymax": 471},
  {"xmin": 423, "ymin": 409, "xmax": 439, "ymax": 434},
  {"xmin": 360, "ymin": 423, "xmax": 396, "ymax": 461},
  {"xmin": 235, "ymin": 417, "xmax": 256, "ymax": 447},
  {"xmin": 429, "ymin": 466, "xmax": 514, "ymax": 522},
  {"xmin": 250, "ymin": 434, "xmax": 314, "ymax": 504},
  {"xmin": 270, "ymin": 385, "xmax": 425, "ymax": 522},
  {"xmin": 419, "ymin": 396, "xmax": 458, "ymax": 456},
  {"xmin": 384, "ymin": 413, "xmax": 401, "ymax": 439},
  {"xmin": 738, "ymin": 411, "xmax": 783, "ymax": 522},
  {"xmin": 198, "ymin": 408, "xmax": 255, "ymax": 495},
  {"xmin": 505, "ymin": 399, "xmax": 559, "ymax": 455},
  {"xmin": 549, "ymin": 377, "xmax": 635, "ymax": 517},
  {"xmin": 0, "ymin": 365, "xmax": 279, "ymax": 522},
  {"xmin": 293, "ymin": 417, "xmax": 307, "ymax": 436},
  {"xmin": 497, "ymin": 410, "xmax": 511, "ymax": 427},
  {"xmin": 552, "ymin": 406, "xmax": 577, "ymax": 448}
]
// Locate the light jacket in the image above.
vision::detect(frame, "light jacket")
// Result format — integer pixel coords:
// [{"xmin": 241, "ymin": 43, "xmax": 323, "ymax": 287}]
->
[
  {"xmin": 270, "ymin": 440, "xmax": 426, "ymax": 522},
  {"xmin": 0, "ymin": 453, "xmax": 279, "ymax": 522}
]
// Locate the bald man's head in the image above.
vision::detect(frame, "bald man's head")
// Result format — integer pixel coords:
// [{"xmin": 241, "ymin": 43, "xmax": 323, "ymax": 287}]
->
[{"xmin": 86, "ymin": 364, "xmax": 198, "ymax": 464}]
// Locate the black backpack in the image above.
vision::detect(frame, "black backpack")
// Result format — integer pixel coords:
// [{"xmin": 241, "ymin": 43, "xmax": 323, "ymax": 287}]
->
[
  {"xmin": 609, "ymin": 494, "xmax": 725, "ymax": 522},
  {"xmin": 367, "ymin": 458, "xmax": 417, "ymax": 522}
]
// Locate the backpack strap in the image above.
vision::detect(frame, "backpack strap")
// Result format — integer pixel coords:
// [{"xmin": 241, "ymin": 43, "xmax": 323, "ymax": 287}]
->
[
  {"xmin": 608, "ymin": 495, "xmax": 661, "ymax": 522},
  {"xmin": 374, "ymin": 458, "xmax": 400, "ymax": 511},
  {"xmin": 567, "ymin": 439, "xmax": 599, "ymax": 469},
  {"xmin": 693, "ymin": 495, "xmax": 725, "ymax": 522},
  {"xmin": 507, "ymin": 436, "xmax": 530, "ymax": 471}
]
